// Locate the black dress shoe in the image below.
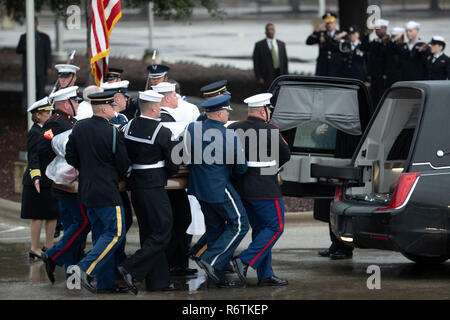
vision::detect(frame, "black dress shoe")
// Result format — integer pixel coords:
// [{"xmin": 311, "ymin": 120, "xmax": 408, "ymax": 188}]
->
[
  {"xmin": 318, "ymin": 249, "xmax": 335, "ymax": 257},
  {"xmin": 41, "ymin": 247, "xmax": 47, "ymax": 252},
  {"xmin": 41, "ymin": 252, "xmax": 56, "ymax": 284},
  {"xmin": 257, "ymin": 275, "xmax": 288, "ymax": 287},
  {"xmin": 80, "ymin": 270, "xmax": 97, "ymax": 293},
  {"xmin": 96, "ymin": 284, "xmax": 130, "ymax": 294},
  {"xmin": 231, "ymin": 257, "xmax": 248, "ymax": 284},
  {"xmin": 117, "ymin": 266, "xmax": 138, "ymax": 295},
  {"xmin": 208, "ymin": 280, "xmax": 236, "ymax": 289},
  {"xmin": 330, "ymin": 250, "xmax": 353, "ymax": 260},
  {"xmin": 170, "ymin": 267, "xmax": 198, "ymax": 276},
  {"xmin": 195, "ymin": 259, "xmax": 220, "ymax": 283},
  {"xmin": 28, "ymin": 250, "xmax": 42, "ymax": 260}
]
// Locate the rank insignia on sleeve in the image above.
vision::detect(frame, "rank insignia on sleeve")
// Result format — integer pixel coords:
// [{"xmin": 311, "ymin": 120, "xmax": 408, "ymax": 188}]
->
[{"xmin": 43, "ymin": 129, "xmax": 54, "ymax": 140}]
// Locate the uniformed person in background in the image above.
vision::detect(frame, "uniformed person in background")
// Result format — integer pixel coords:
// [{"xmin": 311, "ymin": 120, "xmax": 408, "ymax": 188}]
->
[
  {"xmin": 340, "ymin": 25, "xmax": 368, "ymax": 82},
  {"xmin": 306, "ymin": 12, "xmax": 347, "ymax": 77},
  {"xmin": 101, "ymin": 80, "xmax": 130, "ymax": 125},
  {"xmin": 106, "ymin": 67, "xmax": 123, "ymax": 83},
  {"xmin": 185, "ymin": 95, "xmax": 249, "ymax": 288},
  {"xmin": 423, "ymin": 36, "xmax": 450, "ymax": 80},
  {"xmin": 365, "ymin": 19, "xmax": 390, "ymax": 107},
  {"xmin": 396, "ymin": 21, "xmax": 427, "ymax": 81},
  {"xmin": 41, "ymin": 87, "xmax": 91, "ymax": 284},
  {"xmin": 66, "ymin": 91, "xmax": 130, "ymax": 294},
  {"xmin": 151, "ymin": 81, "xmax": 199, "ymax": 276},
  {"xmin": 228, "ymin": 93, "xmax": 291, "ymax": 286},
  {"xmin": 117, "ymin": 90, "xmax": 179, "ymax": 293},
  {"xmin": 386, "ymin": 27, "xmax": 405, "ymax": 88},
  {"xmin": 21, "ymin": 97, "xmax": 58, "ymax": 260},
  {"xmin": 146, "ymin": 64, "xmax": 170, "ymax": 89}
]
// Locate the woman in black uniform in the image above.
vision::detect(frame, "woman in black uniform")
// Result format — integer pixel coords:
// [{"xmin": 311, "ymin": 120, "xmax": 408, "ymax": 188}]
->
[{"xmin": 21, "ymin": 97, "xmax": 59, "ymax": 260}]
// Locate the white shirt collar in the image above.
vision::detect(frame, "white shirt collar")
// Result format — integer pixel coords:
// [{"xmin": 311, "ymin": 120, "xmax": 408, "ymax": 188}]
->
[
  {"xmin": 139, "ymin": 114, "xmax": 160, "ymax": 121},
  {"xmin": 434, "ymin": 52, "xmax": 444, "ymax": 59}
]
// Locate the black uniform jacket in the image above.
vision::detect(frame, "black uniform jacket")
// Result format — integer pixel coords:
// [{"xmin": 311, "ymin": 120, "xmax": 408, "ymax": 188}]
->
[
  {"xmin": 120, "ymin": 116, "xmax": 179, "ymax": 189},
  {"xmin": 365, "ymin": 37, "xmax": 388, "ymax": 85},
  {"xmin": 306, "ymin": 29, "xmax": 343, "ymax": 77},
  {"xmin": 228, "ymin": 116, "xmax": 291, "ymax": 199},
  {"xmin": 65, "ymin": 116, "xmax": 130, "ymax": 208},
  {"xmin": 394, "ymin": 41, "xmax": 427, "ymax": 81},
  {"xmin": 37, "ymin": 110, "xmax": 76, "ymax": 190},
  {"xmin": 386, "ymin": 40, "xmax": 404, "ymax": 86},
  {"xmin": 253, "ymin": 38, "xmax": 289, "ymax": 83},
  {"xmin": 425, "ymin": 53, "xmax": 450, "ymax": 80},
  {"xmin": 23, "ymin": 123, "xmax": 43, "ymax": 186},
  {"xmin": 341, "ymin": 41, "xmax": 368, "ymax": 82}
]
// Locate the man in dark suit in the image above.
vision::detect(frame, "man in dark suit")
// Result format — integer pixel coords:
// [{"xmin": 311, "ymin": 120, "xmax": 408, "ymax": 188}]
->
[
  {"xmin": 253, "ymin": 23, "xmax": 288, "ymax": 92},
  {"xmin": 16, "ymin": 17, "xmax": 52, "ymax": 114}
]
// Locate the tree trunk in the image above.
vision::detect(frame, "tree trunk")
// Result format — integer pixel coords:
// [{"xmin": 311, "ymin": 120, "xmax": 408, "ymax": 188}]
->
[{"xmin": 338, "ymin": 0, "xmax": 368, "ymax": 34}]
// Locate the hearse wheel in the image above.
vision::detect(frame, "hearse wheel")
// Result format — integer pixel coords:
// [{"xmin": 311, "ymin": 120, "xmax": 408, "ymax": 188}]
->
[{"xmin": 402, "ymin": 253, "xmax": 450, "ymax": 265}]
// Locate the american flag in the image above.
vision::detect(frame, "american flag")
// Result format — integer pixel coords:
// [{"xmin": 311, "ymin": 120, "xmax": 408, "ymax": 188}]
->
[{"xmin": 90, "ymin": 0, "xmax": 122, "ymax": 86}]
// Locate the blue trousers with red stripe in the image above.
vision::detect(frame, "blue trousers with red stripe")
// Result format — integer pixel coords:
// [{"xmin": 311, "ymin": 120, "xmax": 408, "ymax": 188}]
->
[
  {"xmin": 238, "ymin": 199, "xmax": 285, "ymax": 280},
  {"xmin": 77, "ymin": 205, "xmax": 125, "ymax": 289},
  {"xmin": 46, "ymin": 196, "xmax": 90, "ymax": 270}
]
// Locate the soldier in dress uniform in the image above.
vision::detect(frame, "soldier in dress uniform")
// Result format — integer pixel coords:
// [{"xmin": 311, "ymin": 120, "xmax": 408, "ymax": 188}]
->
[
  {"xmin": 151, "ymin": 82, "xmax": 199, "ymax": 276},
  {"xmin": 65, "ymin": 91, "xmax": 130, "ymax": 294},
  {"xmin": 146, "ymin": 64, "xmax": 170, "ymax": 88},
  {"xmin": 423, "ymin": 36, "xmax": 450, "ymax": 80},
  {"xmin": 306, "ymin": 12, "xmax": 347, "ymax": 77},
  {"xmin": 101, "ymin": 80, "xmax": 130, "ymax": 125},
  {"xmin": 195, "ymin": 80, "xmax": 231, "ymax": 122},
  {"xmin": 117, "ymin": 90, "xmax": 179, "ymax": 293},
  {"xmin": 228, "ymin": 93, "xmax": 291, "ymax": 286},
  {"xmin": 184, "ymin": 95, "xmax": 249, "ymax": 287},
  {"xmin": 340, "ymin": 25, "xmax": 368, "ymax": 82},
  {"xmin": 21, "ymin": 97, "xmax": 58, "ymax": 260},
  {"xmin": 40, "ymin": 87, "xmax": 91, "ymax": 284},
  {"xmin": 106, "ymin": 67, "xmax": 123, "ymax": 83}
]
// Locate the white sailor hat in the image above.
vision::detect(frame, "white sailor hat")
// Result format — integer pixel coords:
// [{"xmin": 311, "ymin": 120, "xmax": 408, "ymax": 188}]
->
[
  {"xmin": 27, "ymin": 96, "xmax": 53, "ymax": 113},
  {"xmin": 151, "ymin": 82, "xmax": 176, "ymax": 93},
  {"xmin": 244, "ymin": 93, "xmax": 273, "ymax": 108},
  {"xmin": 405, "ymin": 21, "xmax": 420, "ymax": 30},
  {"xmin": 50, "ymin": 86, "xmax": 79, "ymax": 102},
  {"xmin": 55, "ymin": 64, "xmax": 80, "ymax": 77},
  {"xmin": 391, "ymin": 27, "xmax": 405, "ymax": 36},
  {"xmin": 101, "ymin": 80, "xmax": 130, "ymax": 95},
  {"xmin": 139, "ymin": 90, "xmax": 164, "ymax": 103},
  {"xmin": 374, "ymin": 19, "xmax": 389, "ymax": 27}
]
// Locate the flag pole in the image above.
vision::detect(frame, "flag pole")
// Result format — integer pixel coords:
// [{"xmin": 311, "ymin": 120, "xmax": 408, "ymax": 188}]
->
[{"xmin": 102, "ymin": 57, "xmax": 107, "ymax": 84}]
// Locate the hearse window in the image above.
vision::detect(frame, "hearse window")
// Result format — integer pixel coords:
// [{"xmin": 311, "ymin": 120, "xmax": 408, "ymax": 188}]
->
[{"xmin": 292, "ymin": 121, "xmax": 337, "ymax": 154}]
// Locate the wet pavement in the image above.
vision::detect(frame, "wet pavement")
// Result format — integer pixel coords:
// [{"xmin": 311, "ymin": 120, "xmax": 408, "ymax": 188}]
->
[{"xmin": 0, "ymin": 214, "xmax": 449, "ymax": 300}]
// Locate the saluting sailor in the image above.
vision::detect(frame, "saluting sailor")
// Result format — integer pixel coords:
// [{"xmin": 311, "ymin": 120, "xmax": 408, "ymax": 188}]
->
[
  {"xmin": 228, "ymin": 93, "xmax": 291, "ymax": 286},
  {"xmin": 117, "ymin": 90, "xmax": 179, "ymax": 293},
  {"xmin": 185, "ymin": 95, "xmax": 249, "ymax": 288},
  {"xmin": 65, "ymin": 91, "xmax": 130, "ymax": 294},
  {"xmin": 101, "ymin": 80, "xmax": 130, "ymax": 125},
  {"xmin": 40, "ymin": 87, "xmax": 90, "ymax": 284}
]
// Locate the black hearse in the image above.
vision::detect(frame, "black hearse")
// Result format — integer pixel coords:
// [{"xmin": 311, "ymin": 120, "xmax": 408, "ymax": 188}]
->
[{"xmin": 325, "ymin": 81, "xmax": 450, "ymax": 264}]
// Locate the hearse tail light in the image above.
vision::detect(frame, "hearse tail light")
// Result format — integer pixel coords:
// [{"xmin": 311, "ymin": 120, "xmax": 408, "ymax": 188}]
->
[
  {"xmin": 377, "ymin": 172, "xmax": 421, "ymax": 211},
  {"xmin": 334, "ymin": 185, "xmax": 343, "ymax": 202}
]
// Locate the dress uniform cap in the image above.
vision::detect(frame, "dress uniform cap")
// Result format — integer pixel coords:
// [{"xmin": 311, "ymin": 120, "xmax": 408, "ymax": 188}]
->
[
  {"xmin": 431, "ymin": 35, "xmax": 445, "ymax": 45},
  {"xmin": 348, "ymin": 25, "xmax": 359, "ymax": 34},
  {"xmin": 50, "ymin": 86, "xmax": 79, "ymax": 102},
  {"xmin": 88, "ymin": 91, "xmax": 118, "ymax": 106},
  {"xmin": 106, "ymin": 67, "xmax": 123, "ymax": 80},
  {"xmin": 146, "ymin": 64, "xmax": 170, "ymax": 79},
  {"xmin": 55, "ymin": 64, "xmax": 80, "ymax": 77},
  {"xmin": 151, "ymin": 82, "xmax": 176, "ymax": 93},
  {"xmin": 101, "ymin": 80, "xmax": 130, "ymax": 95},
  {"xmin": 139, "ymin": 90, "xmax": 164, "ymax": 103},
  {"xmin": 391, "ymin": 27, "xmax": 405, "ymax": 36},
  {"xmin": 243, "ymin": 93, "xmax": 273, "ymax": 108},
  {"xmin": 27, "ymin": 96, "xmax": 53, "ymax": 113},
  {"xmin": 322, "ymin": 12, "xmax": 337, "ymax": 23},
  {"xmin": 200, "ymin": 95, "xmax": 232, "ymax": 112},
  {"xmin": 200, "ymin": 80, "xmax": 230, "ymax": 98},
  {"xmin": 374, "ymin": 19, "xmax": 389, "ymax": 27},
  {"xmin": 405, "ymin": 21, "xmax": 420, "ymax": 30}
]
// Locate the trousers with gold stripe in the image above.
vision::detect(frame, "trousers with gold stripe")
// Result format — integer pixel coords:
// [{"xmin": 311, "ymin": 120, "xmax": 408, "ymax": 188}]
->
[{"xmin": 77, "ymin": 205, "xmax": 125, "ymax": 289}]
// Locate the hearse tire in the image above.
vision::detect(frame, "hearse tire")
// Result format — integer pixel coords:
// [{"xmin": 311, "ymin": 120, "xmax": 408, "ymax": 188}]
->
[{"xmin": 402, "ymin": 253, "xmax": 450, "ymax": 265}]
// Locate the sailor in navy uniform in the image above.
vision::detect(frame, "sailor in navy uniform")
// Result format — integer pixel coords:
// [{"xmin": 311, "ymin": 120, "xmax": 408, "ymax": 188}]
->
[
  {"xmin": 228, "ymin": 93, "xmax": 291, "ymax": 286},
  {"xmin": 65, "ymin": 91, "xmax": 130, "ymax": 294},
  {"xmin": 306, "ymin": 12, "xmax": 346, "ymax": 77},
  {"xmin": 386, "ymin": 27, "xmax": 405, "ymax": 87},
  {"xmin": 117, "ymin": 90, "xmax": 179, "ymax": 293},
  {"xmin": 184, "ymin": 95, "xmax": 249, "ymax": 287},
  {"xmin": 340, "ymin": 25, "xmax": 368, "ymax": 82},
  {"xmin": 106, "ymin": 67, "xmax": 123, "ymax": 83},
  {"xmin": 40, "ymin": 87, "xmax": 90, "ymax": 284},
  {"xmin": 101, "ymin": 80, "xmax": 130, "ymax": 126},
  {"xmin": 424, "ymin": 36, "xmax": 450, "ymax": 80}
]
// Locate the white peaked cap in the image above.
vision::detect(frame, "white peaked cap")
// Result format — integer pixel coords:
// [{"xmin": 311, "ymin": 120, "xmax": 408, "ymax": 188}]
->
[
  {"xmin": 374, "ymin": 19, "xmax": 389, "ymax": 27},
  {"xmin": 27, "ymin": 96, "xmax": 52, "ymax": 113},
  {"xmin": 101, "ymin": 80, "xmax": 130, "ymax": 90},
  {"xmin": 405, "ymin": 21, "xmax": 420, "ymax": 30},
  {"xmin": 50, "ymin": 86, "xmax": 79, "ymax": 102},
  {"xmin": 391, "ymin": 27, "xmax": 405, "ymax": 36},
  {"xmin": 151, "ymin": 82, "xmax": 176, "ymax": 93},
  {"xmin": 139, "ymin": 90, "xmax": 164, "ymax": 102},
  {"xmin": 244, "ymin": 93, "xmax": 273, "ymax": 107},
  {"xmin": 432, "ymin": 35, "xmax": 445, "ymax": 43},
  {"xmin": 54, "ymin": 64, "xmax": 80, "ymax": 74}
]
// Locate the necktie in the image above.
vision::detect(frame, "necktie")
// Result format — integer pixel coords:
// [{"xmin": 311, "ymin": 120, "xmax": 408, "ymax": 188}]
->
[{"xmin": 271, "ymin": 40, "xmax": 279, "ymax": 69}]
